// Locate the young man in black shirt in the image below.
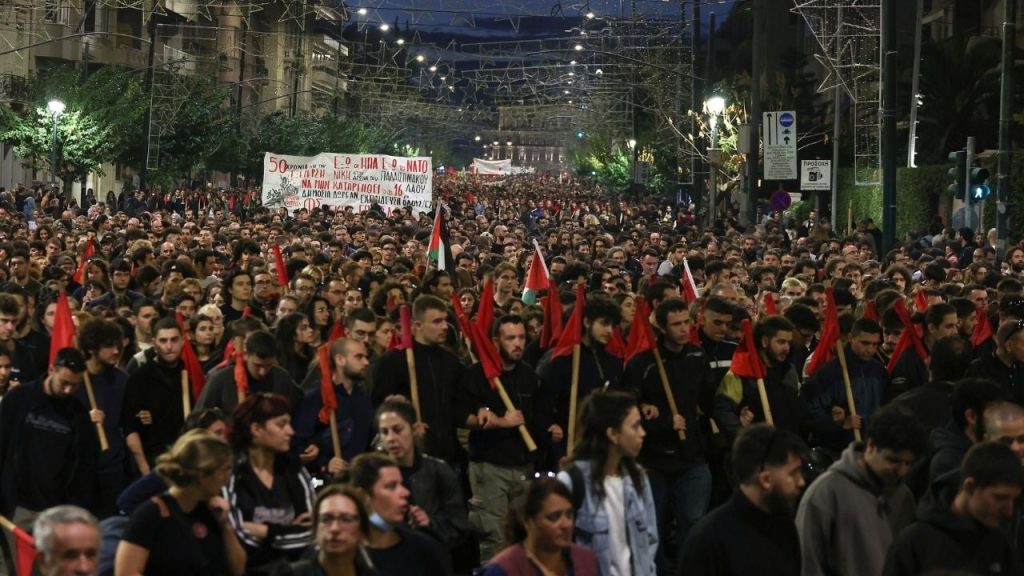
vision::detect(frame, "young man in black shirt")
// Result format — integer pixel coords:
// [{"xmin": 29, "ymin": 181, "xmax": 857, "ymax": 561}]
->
[{"xmin": 0, "ymin": 348, "xmax": 97, "ymax": 527}]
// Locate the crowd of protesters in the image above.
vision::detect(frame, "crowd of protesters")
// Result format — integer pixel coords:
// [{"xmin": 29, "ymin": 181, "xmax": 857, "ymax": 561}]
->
[{"xmin": 2, "ymin": 172, "xmax": 1024, "ymax": 576}]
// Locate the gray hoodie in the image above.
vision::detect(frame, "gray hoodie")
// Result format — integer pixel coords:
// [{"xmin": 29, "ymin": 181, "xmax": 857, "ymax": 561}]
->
[{"xmin": 796, "ymin": 442, "xmax": 917, "ymax": 576}]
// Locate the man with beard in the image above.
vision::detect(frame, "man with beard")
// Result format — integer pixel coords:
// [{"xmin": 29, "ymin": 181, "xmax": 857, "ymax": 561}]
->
[
  {"xmin": 883, "ymin": 442, "xmax": 1023, "ymax": 576},
  {"xmin": 75, "ymin": 318, "xmax": 129, "ymax": 518},
  {"xmin": 715, "ymin": 316, "xmax": 807, "ymax": 441},
  {"xmin": 926, "ymin": 377, "xmax": 1005, "ymax": 489},
  {"xmin": 889, "ymin": 303, "xmax": 960, "ymax": 400},
  {"xmin": 459, "ymin": 314, "xmax": 554, "ymax": 562},
  {"xmin": 796, "ymin": 405, "xmax": 928, "ymax": 576},
  {"xmin": 541, "ymin": 294, "xmax": 623, "ymax": 456},
  {"xmin": 678, "ymin": 424, "xmax": 807, "ymax": 575},
  {"xmin": 291, "ymin": 338, "xmax": 374, "ymax": 476}
]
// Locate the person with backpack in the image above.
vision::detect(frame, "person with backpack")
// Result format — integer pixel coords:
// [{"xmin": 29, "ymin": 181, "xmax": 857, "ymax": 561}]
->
[
  {"xmin": 114, "ymin": 429, "xmax": 246, "ymax": 576},
  {"xmin": 557, "ymin": 389, "xmax": 658, "ymax": 576}
]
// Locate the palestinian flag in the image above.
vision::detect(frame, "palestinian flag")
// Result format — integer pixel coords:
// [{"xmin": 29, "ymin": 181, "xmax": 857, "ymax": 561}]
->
[
  {"xmin": 427, "ymin": 205, "xmax": 453, "ymax": 270},
  {"xmin": 522, "ymin": 243, "xmax": 549, "ymax": 305}
]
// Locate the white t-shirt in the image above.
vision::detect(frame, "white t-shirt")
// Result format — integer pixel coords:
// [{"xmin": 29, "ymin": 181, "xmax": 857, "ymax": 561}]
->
[{"xmin": 603, "ymin": 475, "xmax": 631, "ymax": 576}]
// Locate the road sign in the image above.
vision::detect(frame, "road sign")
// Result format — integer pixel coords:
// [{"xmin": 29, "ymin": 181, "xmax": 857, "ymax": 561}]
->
[
  {"xmin": 800, "ymin": 160, "xmax": 831, "ymax": 191},
  {"xmin": 763, "ymin": 110, "xmax": 798, "ymax": 180},
  {"xmin": 634, "ymin": 161, "xmax": 649, "ymax": 185},
  {"xmin": 769, "ymin": 189, "xmax": 792, "ymax": 212}
]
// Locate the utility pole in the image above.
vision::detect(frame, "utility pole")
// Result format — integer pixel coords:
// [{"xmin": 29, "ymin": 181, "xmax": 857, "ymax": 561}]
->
[
  {"xmin": 880, "ymin": 0, "xmax": 897, "ymax": 253},
  {"xmin": 139, "ymin": 7, "xmax": 159, "ymax": 192},
  {"xmin": 745, "ymin": 0, "xmax": 762, "ymax": 228},
  {"xmin": 906, "ymin": 0, "xmax": 923, "ymax": 168},
  {"xmin": 966, "ymin": 136, "xmax": 976, "ymax": 231},
  {"xmin": 997, "ymin": 0, "xmax": 1016, "ymax": 258},
  {"xmin": 691, "ymin": 0, "xmax": 704, "ymax": 227}
]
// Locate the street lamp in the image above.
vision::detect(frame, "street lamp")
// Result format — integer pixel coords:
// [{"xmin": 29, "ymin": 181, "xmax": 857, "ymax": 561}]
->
[
  {"xmin": 704, "ymin": 95, "xmax": 726, "ymax": 228},
  {"xmin": 47, "ymin": 99, "xmax": 65, "ymax": 191}
]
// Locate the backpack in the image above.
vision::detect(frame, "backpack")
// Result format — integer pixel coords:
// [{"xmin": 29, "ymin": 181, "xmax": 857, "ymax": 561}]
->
[{"xmin": 98, "ymin": 497, "xmax": 170, "ymax": 576}]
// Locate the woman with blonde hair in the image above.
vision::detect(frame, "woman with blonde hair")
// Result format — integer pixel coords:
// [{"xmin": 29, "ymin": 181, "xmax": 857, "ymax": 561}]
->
[{"xmin": 114, "ymin": 429, "xmax": 246, "ymax": 576}]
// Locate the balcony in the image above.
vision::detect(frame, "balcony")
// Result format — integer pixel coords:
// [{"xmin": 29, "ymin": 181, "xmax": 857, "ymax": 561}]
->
[{"xmin": 0, "ymin": 74, "xmax": 29, "ymax": 104}]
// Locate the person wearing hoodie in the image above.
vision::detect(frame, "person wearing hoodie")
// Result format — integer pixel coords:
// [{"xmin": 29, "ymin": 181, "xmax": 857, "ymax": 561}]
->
[
  {"xmin": 796, "ymin": 405, "xmax": 929, "ymax": 576},
  {"xmin": 883, "ymin": 442, "xmax": 1023, "ymax": 576},
  {"xmin": 801, "ymin": 318, "xmax": 887, "ymax": 456}
]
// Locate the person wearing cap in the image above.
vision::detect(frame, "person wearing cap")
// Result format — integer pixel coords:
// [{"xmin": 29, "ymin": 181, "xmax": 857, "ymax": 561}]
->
[{"xmin": 0, "ymin": 348, "xmax": 98, "ymax": 529}]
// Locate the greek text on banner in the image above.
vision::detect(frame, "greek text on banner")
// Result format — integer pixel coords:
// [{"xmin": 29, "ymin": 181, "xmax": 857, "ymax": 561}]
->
[{"xmin": 261, "ymin": 152, "xmax": 433, "ymax": 213}]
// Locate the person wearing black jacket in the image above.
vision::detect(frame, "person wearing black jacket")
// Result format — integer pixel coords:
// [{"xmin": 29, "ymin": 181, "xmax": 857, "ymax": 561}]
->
[
  {"xmin": 124, "ymin": 317, "xmax": 190, "ymax": 475},
  {"xmin": 223, "ymin": 393, "xmax": 314, "ymax": 574},
  {"xmin": 883, "ymin": 442, "xmax": 1023, "ymax": 576},
  {"xmin": 459, "ymin": 314, "xmax": 554, "ymax": 563},
  {"xmin": 623, "ymin": 298, "xmax": 714, "ymax": 568},
  {"xmin": 888, "ymin": 302, "xmax": 959, "ymax": 401},
  {"xmin": 890, "ymin": 334, "xmax": 974, "ymax": 435},
  {"xmin": 0, "ymin": 348, "xmax": 97, "ymax": 534},
  {"xmin": 372, "ymin": 295, "xmax": 464, "ymax": 465},
  {"xmin": 196, "ymin": 330, "xmax": 303, "ymax": 415},
  {"xmin": 678, "ymin": 424, "xmax": 807, "ymax": 576},
  {"xmin": 967, "ymin": 319, "xmax": 1024, "ymax": 405}
]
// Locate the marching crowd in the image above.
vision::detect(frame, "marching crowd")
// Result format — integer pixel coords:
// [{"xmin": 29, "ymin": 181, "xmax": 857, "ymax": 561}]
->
[{"xmin": 1, "ymin": 173, "xmax": 1024, "ymax": 576}]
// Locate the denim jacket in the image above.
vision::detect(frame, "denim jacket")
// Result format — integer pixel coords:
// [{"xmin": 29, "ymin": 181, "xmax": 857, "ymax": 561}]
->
[{"xmin": 558, "ymin": 461, "xmax": 659, "ymax": 576}]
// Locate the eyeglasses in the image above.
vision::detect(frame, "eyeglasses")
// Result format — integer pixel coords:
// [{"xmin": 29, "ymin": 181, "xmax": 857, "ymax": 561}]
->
[{"xmin": 320, "ymin": 513, "xmax": 360, "ymax": 526}]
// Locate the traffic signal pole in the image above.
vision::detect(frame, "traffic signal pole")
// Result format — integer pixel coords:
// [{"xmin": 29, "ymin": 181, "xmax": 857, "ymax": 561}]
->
[
  {"xmin": 997, "ymin": 0, "xmax": 1016, "ymax": 259},
  {"xmin": 965, "ymin": 136, "xmax": 975, "ymax": 231}
]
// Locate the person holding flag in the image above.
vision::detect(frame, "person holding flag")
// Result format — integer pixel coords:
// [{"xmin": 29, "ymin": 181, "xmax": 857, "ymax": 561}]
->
[
  {"xmin": 291, "ymin": 338, "xmax": 375, "ymax": 477},
  {"xmin": 888, "ymin": 302, "xmax": 959, "ymax": 400},
  {"xmin": 714, "ymin": 316, "xmax": 806, "ymax": 442},
  {"xmin": 540, "ymin": 291, "xmax": 623, "ymax": 458},
  {"xmin": 622, "ymin": 297, "xmax": 714, "ymax": 570},
  {"xmin": 458, "ymin": 313, "xmax": 554, "ymax": 563},
  {"xmin": 0, "ymin": 348, "xmax": 97, "ymax": 542},
  {"xmin": 195, "ymin": 330, "xmax": 302, "ymax": 415},
  {"xmin": 521, "ymin": 243, "xmax": 549, "ymax": 306},
  {"xmin": 75, "ymin": 318, "xmax": 130, "ymax": 518},
  {"xmin": 427, "ymin": 204, "xmax": 454, "ymax": 271}
]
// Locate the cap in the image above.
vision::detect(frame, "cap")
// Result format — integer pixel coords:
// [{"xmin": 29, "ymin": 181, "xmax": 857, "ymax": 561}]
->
[{"xmin": 52, "ymin": 348, "xmax": 86, "ymax": 372}]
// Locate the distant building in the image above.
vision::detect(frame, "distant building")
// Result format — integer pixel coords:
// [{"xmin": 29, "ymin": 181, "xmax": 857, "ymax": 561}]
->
[{"xmin": 483, "ymin": 104, "xmax": 578, "ymax": 173}]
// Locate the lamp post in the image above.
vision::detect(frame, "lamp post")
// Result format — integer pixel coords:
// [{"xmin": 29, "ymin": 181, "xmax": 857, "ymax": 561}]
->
[
  {"xmin": 47, "ymin": 99, "xmax": 65, "ymax": 191},
  {"xmin": 704, "ymin": 95, "xmax": 725, "ymax": 229}
]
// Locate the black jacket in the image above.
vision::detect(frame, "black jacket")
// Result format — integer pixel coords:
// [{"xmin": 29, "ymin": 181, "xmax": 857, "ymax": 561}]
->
[
  {"xmin": 883, "ymin": 472, "xmax": 1019, "ymax": 576},
  {"xmin": 195, "ymin": 364, "xmax": 302, "ymax": 415},
  {"xmin": 399, "ymin": 452, "xmax": 473, "ymax": 549},
  {"xmin": 887, "ymin": 346, "xmax": 929, "ymax": 401},
  {"xmin": 679, "ymin": 491, "xmax": 801, "ymax": 576},
  {"xmin": 968, "ymin": 352, "xmax": 1024, "ymax": 405},
  {"xmin": 889, "ymin": 379, "xmax": 955, "ymax": 435},
  {"xmin": 623, "ymin": 340, "xmax": 714, "ymax": 473},
  {"xmin": 540, "ymin": 343, "xmax": 623, "ymax": 435},
  {"xmin": 0, "ymin": 378, "xmax": 98, "ymax": 516}
]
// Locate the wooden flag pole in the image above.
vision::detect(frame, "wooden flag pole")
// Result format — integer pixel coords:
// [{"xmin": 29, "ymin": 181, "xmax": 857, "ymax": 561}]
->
[
  {"xmin": 834, "ymin": 341, "xmax": 862, "ymax": 442},
  {"xmin": 651, "ymin": 347, "xmax": 686, "ymax": 441},
  {"xmin": 235, "ymin": 336, "xmax": 246, "ymax": 403},
  {"xmin": 492, "ymin": 376, "xmax": 538, "ymax": 452},
  {"xmin": 567, "ymin": 343, "xmax": 581, "ymax": 457},
  {"xmin": 0, "ymin": 514, "xmax": 16, "ymax": 533},
  {"xmin": 329, "ymin": 412, "xmax": 343, "ymax": 461},
  {"xmin": 181, "ymin": 370, "xmax": 191, "ymax": 417},
  {"xmin": 83, "ymin": 372, "xmax": 109, "ymax": 452},
  {"xmin": 406, "ymin": 347, "xmax": 422, "ymax": 423},
  {"xmin": 755, "ymin": 378, "xmax": 774, "ymax": 425}
]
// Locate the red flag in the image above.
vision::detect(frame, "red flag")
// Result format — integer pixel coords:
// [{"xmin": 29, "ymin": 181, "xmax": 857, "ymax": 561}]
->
[
  {"xmin": 12, "ymin": 524, "xmax": 37, "ymax": 576},
  {"xmin": 971, "ymin": 306, "xmax": 994, "ymax": 348},
  {"xmin": 551, "ymin": 283, "xmax": 585, "ymax": 359},
  {"xmin": 73, "ymin": 237, "xmax": 95, "ymax": 284},
  {"xmin": 476, "ymin": 278, "xmax": 495, "ymax": 334},
  {"xmin": 887, "ymin": 301, "xmax": 929, "ymax": 375},
  {"xmin": 273, "ymin": 245, "xmax": 289, "ymax": 287},
  {"xmin": 763, "ymin": 292, "xmax": 777, "ymax": 316},
  {"xmin": 329, "ymin": 318, "xmax": 346, "ymax": 342},
  {"xmin": 176, "ymin": 313, "xmax": 206, "ymax": 399},
  {"xmin": 807, "ymin": 288, "xmax": 841, "ymax": 376},
  {"xmin": 242, "ymin": 306, "xmax": 252, "ymax": 318},
  {"xmin": 466, "ymin": 319, "xmax": 503, "ymax": 382},
  {"xmin": 680, "ymin": 260, "xmax": 700, "ymax": 304},
  {"xmin": 606, "ymin": 326, "xmax": 627, "ymax": 359},
  {"xmin": 385, "ymin": 293, "xmax": 399, "ymax": 314},
  {"xmin": 216, "ymin": 338, "xmax": 236, "ymax": 369},
  {"xmin": 234, "ymin": 340, "xmax": 249, "ymax": 397},
  {"xmin": 451, "ymin": 292, "xmax": 476, "ymax": 341},
  {"xmin": 49, "ymin": 291, "xmax": 76, "ymax": 365},
  {"xmin": 317, "ymin": 344, "xmax": 336, "ymax": 424},
  {"xmin": 395, "ymin": 305, "xmax": 413, "ymax": 351},
  {"xmin": 863, "ymin": 301, "xmax": 878, "ymax": 321},
  {"xmin": 731, "ymin": 319, "xmax": 767, "ymax": 379},
  {"xmin": 914, "ymin": 289, "xmax": 929, "ymax": 313},
  {"xmin": 624, "ymin": 297, "xmax": 655, "ymax": 363},
  {"xmin": 540, "ymin": 278, "xmax": 563, "ymax": 350}
]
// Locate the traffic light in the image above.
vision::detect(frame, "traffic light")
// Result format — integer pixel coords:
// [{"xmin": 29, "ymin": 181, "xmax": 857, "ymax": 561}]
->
[
  {"xmin": 948, "ymin": 150, "xmax": 966, "ymax": 199},
  {"xmin": 968, "ymin": 163, "xmax": 991, "ymax": 203}
]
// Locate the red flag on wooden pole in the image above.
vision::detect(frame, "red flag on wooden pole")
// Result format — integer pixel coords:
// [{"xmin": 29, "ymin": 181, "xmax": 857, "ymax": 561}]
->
[
  {"xmin": 551, "ymin": 283, "xmax": 585, "ymax": 359},
  {"xmin": 476, "ymin": 277, "xmax": 495, "ymax": 334},
  {"xmin": 887, "ymin": 301, "xmax": 929, "ymax": 375},
  {"xmin": 176, "ymin": 313, "xmax": 206, "ymax": 399},
  {"xmin": 273, "ymin": 245, "xmax": 289, "ymax": 287},
  {"xmin": 730, "ymin": 319, "xmax": 767, "ymax": 380},
  {"xmin": 73, "ymin": 237, "xmax": 95, "ymax": 284},
  {"xmin": 624, "ymin": 297, "xmax": 655, "ymax": 364},
  {"xmin": 807, "ymin": 288, "xmax": 841, "ymax": 376},
  {"xmin": 318, "ymin": 344, "xmax": 336, "ymax": 424},
  {"xmin": 49, "ymin": 292, "xmax": 76, "ymax": 365},
  {"xmin": 763, "ymin": 292, "xmax": 777, "ymax": 316},
  {"xmin": 971, "ymin": 306, "xmax": 994, "ymax": 347},
  {"xmin": 540, "ymin": 278, "xmax": 563, "ymax": 350}
]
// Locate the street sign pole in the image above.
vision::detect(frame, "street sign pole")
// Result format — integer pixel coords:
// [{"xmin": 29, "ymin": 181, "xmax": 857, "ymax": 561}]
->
[{"xmin": 966, "ymin": 136, "xmax": 975, "ymax": 231}]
